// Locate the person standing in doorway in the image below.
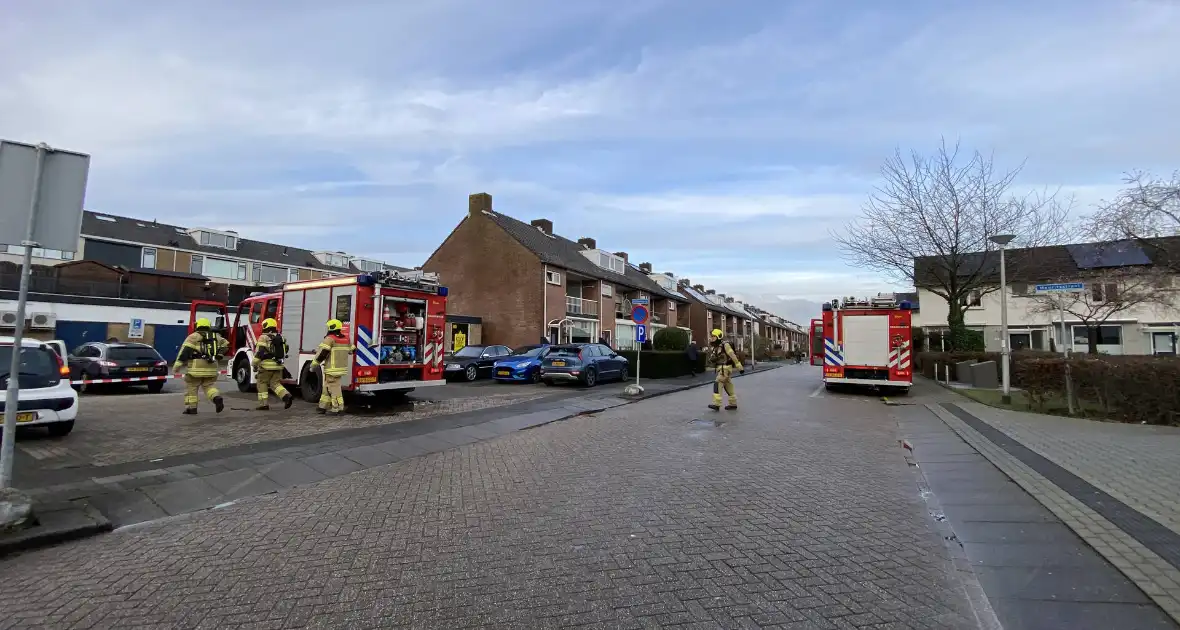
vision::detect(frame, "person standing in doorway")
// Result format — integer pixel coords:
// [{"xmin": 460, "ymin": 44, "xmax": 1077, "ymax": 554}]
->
[{"xmin": 685, "ymin": 340, "xmax": 700, "ymax": 376}]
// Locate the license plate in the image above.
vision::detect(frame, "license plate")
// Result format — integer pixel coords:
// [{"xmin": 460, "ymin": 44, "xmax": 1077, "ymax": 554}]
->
[
  {"xmin": 356, "ymin": 376, "xmax": 377, "ymax": 384},
  {"xmin": 497, "ymin": 370, "xmax": 510, "ymax": 376},
  {"xmin": 126, "ymin": 367, "xmax": 150, "ymax": 372},
  {"xmin": 551, "ymin": 360, "xmax": 566, "ymax": 367},
  {"xmin": 16, "ymin": 412, "xmax": 35, "ymax": 423}
]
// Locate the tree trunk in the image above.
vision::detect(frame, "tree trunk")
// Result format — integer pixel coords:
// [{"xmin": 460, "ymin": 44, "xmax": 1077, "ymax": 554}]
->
[
  {"xmin": 947, "ymin": 304, "xmax": 967, "ymax": 351},
  {"xmin": 1087, "ymin": 326, "xmax": 1100, "ymax": 355}
]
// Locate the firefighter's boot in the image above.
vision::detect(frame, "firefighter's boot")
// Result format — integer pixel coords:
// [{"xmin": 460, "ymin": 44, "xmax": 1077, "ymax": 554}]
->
[
  {"xmin": 725, "ymin": 404, "xmax": 738, "ymax": 411},
  {"xmin": 182, "ymin": 408, "xmax": 197, "ymax": 416},
  {"xmin": 256, "ymin": 404, "xmax": 270, "ymax": 411},
  {"xmin": 213, "ymin": 396, "xmax": 225, "ymax": 414},
  {"xmin": 316, "ymin": 407, "xmax": 327, "ymax": 415},
  {"xmin": 283, "ymin": 393, "xmax": 294, "ymax": 409}
]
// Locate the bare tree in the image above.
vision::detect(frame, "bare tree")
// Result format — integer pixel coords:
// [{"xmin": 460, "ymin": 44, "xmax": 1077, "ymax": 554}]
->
[
  {"xmin": 834, "ymin": 139, "xmax": 1072, "ymax": 349},
  {"xmin": 1025, "ymin": 264, "xmax": 1177, "ymax": 354},
  {"xmin": 1087, "ymin": 171, "xmax": 1180, "ymax": 273}
]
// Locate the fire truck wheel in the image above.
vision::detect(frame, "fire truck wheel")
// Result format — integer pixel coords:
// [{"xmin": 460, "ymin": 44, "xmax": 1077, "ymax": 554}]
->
[
  {"xmin": 234, "ymin": 357, "xmax": 256, "ymax": 393},
  {"xmin": 300, "ymin": 364, "xmax": 323, "ymax": 403}
]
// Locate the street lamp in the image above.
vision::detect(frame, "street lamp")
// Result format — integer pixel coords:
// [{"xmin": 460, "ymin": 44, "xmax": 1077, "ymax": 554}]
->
[{"xmin": 989, "ymin": 234, "xmax": 1017, "ymax": 404}]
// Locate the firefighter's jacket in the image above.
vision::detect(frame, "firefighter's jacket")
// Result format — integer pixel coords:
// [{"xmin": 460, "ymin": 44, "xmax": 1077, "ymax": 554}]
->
[
  {"xmin": 174, "ymin": 330, "xmax": 228, "ymax": 377},
  {"xmin": 706, "ymin": 341, "xmax": 742, "ymax": 371},
  {"xmin": 252, "ymin": 332, "xmax": 288, "ymax": 372},
  {"xmin": 313, "ymin": 333, "xmax": 354, "ymax": 377}
]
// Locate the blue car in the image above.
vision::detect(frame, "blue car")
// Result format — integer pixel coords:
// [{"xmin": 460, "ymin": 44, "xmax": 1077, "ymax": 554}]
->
[{"xmin": 492, "ymin": 344, "xmax": 551, "ymax": 384}]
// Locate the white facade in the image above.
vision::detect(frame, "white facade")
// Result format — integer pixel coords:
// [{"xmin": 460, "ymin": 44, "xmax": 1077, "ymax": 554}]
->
[{"xmin": 913, "ymin": 286, "xmax": 1180, "ymax": 355}]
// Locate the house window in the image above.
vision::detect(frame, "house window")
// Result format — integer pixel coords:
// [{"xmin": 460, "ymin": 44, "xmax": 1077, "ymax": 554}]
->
[
  {"xmin": 141, "ymin": 247, "xmax": 157, "ymax": 269},
  {"xmin": 960, "ymin": 291, "xmax": 982, "ymax": 307},
  {"xmin": 601, "ymin": 284, "xmax": 612, "ymax": 297},
  {"xmin": 201, "ymin": 257, "xmax": 248, "ymax": 280},
  {"xmin": 289, "ymin": 268, "xmax": 301, "ymax": 282},
  {"xmin": 253, "ymin": 264, "xmax": 289, "ymax": 285},
  {"xmin": 1091, "ymin": 283, "xmax": 1119, "ymax": 303},
  {"xmin": 668, "ymin": 301, "xmax": 676, "ymax": 311},
  {"xmin": 198, "ymin": 231, "xmax": 236, "ymax": 250},
  {"xmin": 1071, "ymin": 325, "xmax": 1122, "ymax": 347},
  {"xmin": 545, "ymin": 270, "xmax": 561, "ymax": 285},
  {"xmin": 190, "ymin": 255, "xmax": 204, "ymax": 275}
]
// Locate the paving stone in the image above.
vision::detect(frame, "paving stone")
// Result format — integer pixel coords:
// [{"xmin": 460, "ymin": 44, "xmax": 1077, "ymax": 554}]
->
[
  {"xmin": 202, "ymin": 468, "xmax": 282, "ymax": 501},
  {"xmin": 139, "ymin": 478, "xmax": 224, "ymax": 516},
  {"xmin": 299, "ymin": 452, "xmax": 364, "ymax": 477},
  {"xmin": 336, "ymin": 445, "xmax": 398, "ymax": 469},
  {"xmin": 258, "ymin": 460, "xmax": 326, "ymax": 488}
]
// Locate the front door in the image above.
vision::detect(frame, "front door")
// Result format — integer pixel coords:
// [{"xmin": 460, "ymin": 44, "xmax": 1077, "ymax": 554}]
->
[
  {"xmin": 1153, "ymin": 332, "xmax": 1177, "ymax": 356},
  {"xmin": 1009, "ymin": 332, "xmax": 1032, "ymax": 351}
]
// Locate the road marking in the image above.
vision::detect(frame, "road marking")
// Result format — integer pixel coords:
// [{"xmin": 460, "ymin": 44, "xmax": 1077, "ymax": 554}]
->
[{"xmin": 809, "ymin": 384, "xmax": 825, "ymax": 398}]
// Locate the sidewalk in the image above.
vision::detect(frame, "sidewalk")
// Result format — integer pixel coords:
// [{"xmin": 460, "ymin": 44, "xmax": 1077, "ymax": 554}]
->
[
  {"xmin": 909, "ymin": 377, "xmax": 1180, "ymax": 625},
  {"xmin": 3, "ymin": 363, "xmax": 782, "ymax": 552}
]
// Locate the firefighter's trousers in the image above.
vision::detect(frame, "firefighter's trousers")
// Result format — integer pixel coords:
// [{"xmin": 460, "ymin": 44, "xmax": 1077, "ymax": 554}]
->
[
  {"xmin": 319, "ymin": 374, "xmax": 344, "ymax": 412},
  {"xmin": 256, "ymin": 369, "xmax": 289, "ymax": 407},
  {"xmin": 712, "ymin": 366, "xmax": 736, "ymax": 407},
  {"xmin": 184, "ymin": 374, "xmax": 220, "ymax": 410}
]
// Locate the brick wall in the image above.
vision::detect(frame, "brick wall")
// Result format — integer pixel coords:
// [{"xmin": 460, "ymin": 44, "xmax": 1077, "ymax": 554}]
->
[{"xmin": 423, "ymin": 193, "xmax": 545, "ymax": 348}]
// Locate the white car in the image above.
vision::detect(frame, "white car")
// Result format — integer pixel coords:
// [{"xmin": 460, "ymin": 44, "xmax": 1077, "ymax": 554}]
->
[{"xmin": 0, "ymin": 336, "xmax": 79, "ymax": 437}]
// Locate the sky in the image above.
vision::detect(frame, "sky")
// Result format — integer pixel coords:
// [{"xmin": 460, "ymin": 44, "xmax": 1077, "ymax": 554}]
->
[{"xmin": 2, "ymin": 0, "xmax": 1179, "ymax": 324}]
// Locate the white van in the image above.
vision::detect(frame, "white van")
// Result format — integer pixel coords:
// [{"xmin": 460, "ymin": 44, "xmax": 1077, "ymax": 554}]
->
[{"xmin": 0, "ymin": 336, "xmax": 79, "ymax": 436}]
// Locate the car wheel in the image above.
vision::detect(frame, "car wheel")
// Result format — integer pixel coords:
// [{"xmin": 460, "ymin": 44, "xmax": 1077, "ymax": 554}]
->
[
  {"xmin": 619, "ymin": 364, "xmax": 628, "ymax": 381},
  {"xmin": 300, "ymin": 364, "xmax": 322, "ymax": 403},
  {"xmin": 234, "ymin": 357, "xmax": 255, "ymax": 393},
  {"xmin": 465, "ymin": 365, "xmax": 478, "ymax": 382},
  {"xmin": 47, "ymin": 421, "xmax": 74, "ymax": 437},
  {"xmin": 146, "ymin": 380, "xmax": 165, "ymax": 393},
  {"xmin": 542, "ymin": 379, "xmax": 554, "ymax": 387},
  {"xmin": 529, "ymin": 370, "xmax": 541, "ymax": 384},
  {"xmin": 583, "ymin": 368, "xmax": 597, "ymax": 387}
]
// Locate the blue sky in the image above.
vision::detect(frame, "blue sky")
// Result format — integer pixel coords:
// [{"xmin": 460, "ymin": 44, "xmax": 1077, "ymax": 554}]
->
[{"xmin": 2, "ymin": 0, "xmax": 1178, "ymax": 322}]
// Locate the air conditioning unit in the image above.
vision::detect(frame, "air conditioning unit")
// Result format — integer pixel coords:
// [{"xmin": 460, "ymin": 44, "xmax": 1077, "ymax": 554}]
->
[
  {"xmin": 29, "ymin": 312, "xmax": 56, "ymax": 329},
  {"xmin": 0, "ymin": 311, "xmax": 20, "ymax": 328}
]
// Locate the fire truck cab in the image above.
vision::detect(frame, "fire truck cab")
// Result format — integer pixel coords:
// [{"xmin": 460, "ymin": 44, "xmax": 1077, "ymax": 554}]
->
[
  {"xmin": 188, "ymin": 270, "xmax": 448, "ymax": 403},
  {"xmin": 820, "ymin": 294, "xmax": 913, "ymax": 395}
]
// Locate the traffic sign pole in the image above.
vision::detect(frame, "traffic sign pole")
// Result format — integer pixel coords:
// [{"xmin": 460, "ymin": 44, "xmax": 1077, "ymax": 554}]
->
[
  {"xmin": 1036, "ymin": 282, "xmax": 1084, "ymax": 416},
  {"xmin": 631, "ymin": 300, "xmax": 650, "ymax": 387}
]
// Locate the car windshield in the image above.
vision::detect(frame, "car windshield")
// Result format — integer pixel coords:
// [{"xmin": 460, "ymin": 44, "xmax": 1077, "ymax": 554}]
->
[
  {"xmin": 0, "ymin": 345, "xmax": 60, "ymax": 387},
  {"xmin": 107, "ymin": 347, "xmax": 161, "ymax": 361},
  {"xmin": 453, "ymin": 346, "xmax": 484, "ymax": 358},
  {"xmin": 511, "ymin": 345, "xmax": 547, "ymax": 357}
]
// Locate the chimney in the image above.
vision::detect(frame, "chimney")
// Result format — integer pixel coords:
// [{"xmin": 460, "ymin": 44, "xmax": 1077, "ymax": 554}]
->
[
  {"xmin": 692, "ymin": 284, "xmax": 705, "ymax": 291},
  {"xmin": 469, "ymin": 192, "xmax": 492, "ymax": 216},
  {"xmin": 705, "ymin": 289, "xmax": 716, "ymax": 295},
  {"xmin": 638, "ymin": 262, "xmax": 652, "ymax": 273},
  {"xmin": 718, "ymin": 293, "xmax": 727, "ymax": 299},
  {"xmin": 613, "ymin": 251, "xmax": 628, "ymax": 263},
  {"xmin": 678, "ymin": 279, "xmax": 690, "ymax": 287},
  {"xmin": 577, "ymin": 237, "xmax": 596, "ymax": 249},
  {"xmin": 663, "ymin": 271, "xmax": 673, "ymax": 277},
  {"xmin": 530, "ymin": 218, "xmax": 553, "ymax": 234},
  {"xmin": 725, "ymin": 297, "xmax": 735, "ymax": 303}
]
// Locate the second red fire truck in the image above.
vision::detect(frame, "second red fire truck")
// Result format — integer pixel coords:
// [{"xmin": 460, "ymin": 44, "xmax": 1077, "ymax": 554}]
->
[
  {"xmin": 820, "ymin": 294, "xmax": 914, "ymax": 395},
  {"xmin": 189, "ymin": 269, "xmax": 448, "ymax": 402}
]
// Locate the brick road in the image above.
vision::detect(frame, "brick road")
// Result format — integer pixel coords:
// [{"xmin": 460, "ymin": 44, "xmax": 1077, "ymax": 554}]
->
[
  {"xmin": 949, "ymin": 401, "xmax": 1180, "ymax": 537},
  {"xmin": 0, "ymin": 367, "xmax": 980, "ymax": 629}
]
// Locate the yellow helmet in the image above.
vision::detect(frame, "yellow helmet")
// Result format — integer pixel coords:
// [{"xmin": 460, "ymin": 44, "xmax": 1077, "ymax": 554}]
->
[
  {"xmin": 711, "ymin": 328, "xmax": 724, "ymax": 340},
  {"xmin": 195, "ymin": 318, "xmax": 212, "ymax": 330},
  {"xmin": 326, "ymin": 319, "xmax": 343, "ymax": 332},
  {"xmin": 261, "ymin": 318, "xmax": 278, "ymax": 331}
]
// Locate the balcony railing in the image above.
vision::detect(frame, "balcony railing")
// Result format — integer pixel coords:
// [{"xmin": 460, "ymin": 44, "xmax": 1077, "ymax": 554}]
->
[{"xmin": 566, "ymin": 295, "xmax": 598, "ymax": 317}]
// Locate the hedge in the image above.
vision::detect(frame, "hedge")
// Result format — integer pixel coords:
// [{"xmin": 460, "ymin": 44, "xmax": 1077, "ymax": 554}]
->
[
  {"xmin": 617, "ymin": 350, "xmax": 704, "ymax": 378},
  {"xmin": 917, "ymin": 350, "xmax": 1180, "ymax": 425}
]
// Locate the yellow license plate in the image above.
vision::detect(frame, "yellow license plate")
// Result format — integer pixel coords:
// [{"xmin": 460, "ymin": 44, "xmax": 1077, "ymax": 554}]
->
[
  {"xmin": 356, "ymin": 376, "xmax": 377, "ymax": 384},
  {"xmin": 17, "ymin": 412, "xmax": 36, "ymax": 423},
  {"xmin": 552, "ymin": 360, "xmax": 566, "ymax": 367},
  {"xmin": 126, "ymin": 367, "xmax": 150, "ymax": 372},
  {"xmin": 497, "ymin": 370, "xmax": 510, "ymax": 376}
]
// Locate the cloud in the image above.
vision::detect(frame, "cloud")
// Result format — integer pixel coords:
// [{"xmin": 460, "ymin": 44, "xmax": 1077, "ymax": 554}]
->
[{"xmin": 2, "ymin": 0, "xmax": 1178, "ymax": 320}]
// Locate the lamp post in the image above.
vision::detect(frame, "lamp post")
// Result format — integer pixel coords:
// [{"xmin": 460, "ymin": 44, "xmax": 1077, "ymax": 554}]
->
[{"xmin": 989, "ymin": 234, "xmax": 1017, "ymax": 404}]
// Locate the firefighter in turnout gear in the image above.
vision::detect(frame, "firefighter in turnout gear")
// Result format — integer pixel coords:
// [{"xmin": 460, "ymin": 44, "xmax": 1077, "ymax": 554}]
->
[
  {"xmin": 707, "ymin": 328, "xmax": 743, "ymax": 411},
  {"xmin": 252, "ymin": 318, "xmax": 294, "ymax": 411},
  {"xmin": 173, "ymin": 318, "xmax": 229, "ymax": 414},
  {"xmin": 311, "ymin": 319, "xmax": 354, "ymax": 414}
]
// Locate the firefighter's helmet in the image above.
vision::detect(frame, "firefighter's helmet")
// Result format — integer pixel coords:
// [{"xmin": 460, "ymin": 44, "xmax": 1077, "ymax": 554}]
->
[
  {"xmin": 261, "ymin": 318, "xmax": 278, "ymax": 331},
  {"xmin": 195, "ymin": 318, "xmax": 212, "ymax": 330},
  {"xmin": 326, "ymin": 319, "xmax": 343, "ymax": 332},
  {"xmin": 710, "ymin": 329, "xmax": 724, "ymax": 340}
]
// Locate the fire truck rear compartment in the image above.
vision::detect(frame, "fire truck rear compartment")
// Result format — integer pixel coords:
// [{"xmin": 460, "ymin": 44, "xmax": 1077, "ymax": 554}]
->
[
  {"xmin": 841, "ymin": 315, "xmax": 890, "ymax": 367},
  {"xmin": 841, "ymin": 367, "xmax": 891, "ymax": 381}
]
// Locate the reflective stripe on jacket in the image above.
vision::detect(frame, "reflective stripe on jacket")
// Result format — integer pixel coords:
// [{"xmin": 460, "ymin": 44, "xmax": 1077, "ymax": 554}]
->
[
  {"xmin": 316, "ymin": 334, "xmax": 354, "ymax": 376},
  {"xmin": 252, "ymin": 332, "xmax": 287, "ymax": 371},
  {"xmin": 176, "ymin": 331, "xmax": 228, "ymax": 377}
]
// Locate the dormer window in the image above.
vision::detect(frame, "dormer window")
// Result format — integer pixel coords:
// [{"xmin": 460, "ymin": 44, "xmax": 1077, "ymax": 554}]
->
[
  {"xmin": 580, "ymin": 249, "xmax": 625, "ymax": 274},
  {"xmin": 189, "ymin": 228, "xmax": 238, "ymax": 251},
  {"xmin": 314, "ymin": 251, "xmax": 350, "ymax": 268}
]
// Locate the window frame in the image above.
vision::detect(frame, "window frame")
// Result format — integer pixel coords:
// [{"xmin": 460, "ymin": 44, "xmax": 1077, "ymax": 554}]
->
[
  {"xmin": 142, "ymin": 247, "xmax": 157, "ymax": 269},
  {"xmin": 545, "ymin": 270, "xmax": 561, "ymax": 285}
]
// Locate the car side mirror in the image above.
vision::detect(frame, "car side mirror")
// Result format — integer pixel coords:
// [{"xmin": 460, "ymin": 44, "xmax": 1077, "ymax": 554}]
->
[{"xmin": 610, "ymin": 353, "xmax": 619, "ymax": 358}]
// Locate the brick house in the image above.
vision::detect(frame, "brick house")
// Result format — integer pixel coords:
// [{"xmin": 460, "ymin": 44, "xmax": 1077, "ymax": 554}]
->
[
  {"xmin": 673, "ymin": 282, "xmax": 751, "ymax": 348},
  {"xmin": 422, "ymin": 193, "xmax": 692, "ymax": 349}
]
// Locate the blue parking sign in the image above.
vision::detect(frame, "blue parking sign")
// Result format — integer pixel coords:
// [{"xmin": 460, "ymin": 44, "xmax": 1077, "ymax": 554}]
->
[{"xmin": 636, "ymin": 324, "xmax": 647, "ymax": 343}]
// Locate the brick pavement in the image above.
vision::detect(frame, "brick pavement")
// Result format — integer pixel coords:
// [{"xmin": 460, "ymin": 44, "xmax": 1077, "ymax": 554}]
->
[{"xmin": 0, "ymin": 366, "xmax": 979, "ymax": 629}]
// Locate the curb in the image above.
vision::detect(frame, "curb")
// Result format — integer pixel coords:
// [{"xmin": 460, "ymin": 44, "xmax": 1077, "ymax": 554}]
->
[{"xmin": 0, "ymin": 501, "xmax": 112, "ymax": 557}]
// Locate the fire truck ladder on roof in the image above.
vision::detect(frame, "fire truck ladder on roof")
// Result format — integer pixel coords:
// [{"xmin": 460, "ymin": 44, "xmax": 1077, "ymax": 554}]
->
[{"xmin": 373, "ymin": 269, "xmax": 442, "ymax": 292}]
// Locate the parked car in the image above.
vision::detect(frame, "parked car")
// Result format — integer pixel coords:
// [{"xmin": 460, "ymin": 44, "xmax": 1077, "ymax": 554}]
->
[
  {"xmin": 68, "ymin": 342, "xmax": 169, "ymax": 392},
  {"xmin": 492, "ymin": 344, "xmax": 551, "ymax": 384},
  {"xmin": 0, "ymin": 336, "xmax": 78, "ymax": 436},
  {"xmin": 539, "ymin": 343, "xmax": 628, "ymax": 387},
  {"xmin": 444, "ymin": 345, "xmax": 513, "ymax": 382}
]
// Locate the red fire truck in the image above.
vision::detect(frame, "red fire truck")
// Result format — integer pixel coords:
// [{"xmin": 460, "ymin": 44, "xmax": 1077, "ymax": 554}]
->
[
  {"xmin": 188, "ymin": 270, "xmax": 448, "ymax": 402},
  {"xmin": 820, "ymin": 294, "xmax": 913, "ymax": 394},
  {"xmin": 809, "ymin": 318, "xmax": 823, "ymax": 366}
]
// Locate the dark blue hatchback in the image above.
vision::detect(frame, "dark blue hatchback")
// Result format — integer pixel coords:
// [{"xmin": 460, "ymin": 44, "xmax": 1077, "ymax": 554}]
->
[
  {"xmin": 492, "ymin": 344, "xmax": 551, "ymax": 383},
  {"xmin": 539, "ymin": 343, "xmax": 628, "ymax": 387}
]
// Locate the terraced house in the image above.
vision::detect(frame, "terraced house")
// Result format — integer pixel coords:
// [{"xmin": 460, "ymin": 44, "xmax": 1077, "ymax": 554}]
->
[{"xmin": 423, "ymin": 193, "xmax": 695, "ymax": 349}]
